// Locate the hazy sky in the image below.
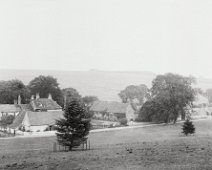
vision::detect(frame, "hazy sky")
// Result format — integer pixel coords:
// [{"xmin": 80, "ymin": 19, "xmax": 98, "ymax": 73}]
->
[{"xmin": 0, "ymin": 0, "xmax": 212, "ymax": 78}]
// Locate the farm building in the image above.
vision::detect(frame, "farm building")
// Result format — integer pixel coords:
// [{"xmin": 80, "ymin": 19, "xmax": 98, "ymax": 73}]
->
[
  {"xmin": 9, "ymin": 94, "xmax": 63, "ymax": 132},
  {"xmin": 90, "ymin": 101, "xmax": 135, "ymax": 122}
]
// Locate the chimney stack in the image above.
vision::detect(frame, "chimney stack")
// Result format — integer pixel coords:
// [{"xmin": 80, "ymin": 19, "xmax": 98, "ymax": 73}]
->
[
  {"xmin": 48, "ymin": 93, "xmax": 52, "ymax": 100},
  {"xmin": 18, "ymin": 95, "xmax": 21, "ymax": 105},
  {"xmin": 36, "ymin": 93, "xmax": 40, "ymax": 99}
]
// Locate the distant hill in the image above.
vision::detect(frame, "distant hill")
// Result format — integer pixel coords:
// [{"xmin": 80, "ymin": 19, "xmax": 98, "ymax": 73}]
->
[{"xmin": 0, "ymin": 69, "xmax": 212, "ymax": 101}]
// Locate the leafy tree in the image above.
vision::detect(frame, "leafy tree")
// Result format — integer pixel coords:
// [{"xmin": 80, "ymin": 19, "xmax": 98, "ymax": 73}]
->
[
  {"xmin": 28, "ymin": 75, "xmax": 63, "ymax": 106},
  {"xmin": 62, "ymin": 88, "xmax": 81, "ymax": 108},
  {"xmin": 82, "ymin": 96, "xmax": 98, "ymax": 107},
  {"xmin": 206, "ymin": 89, "xmax": 212, "ymax": 103},
  {"xmin": 118, "ymin": 84, "xmax": 150, "ymax": 105},
  {"xmin": 0, "ymin": 115, "xmax": 15, "ymax": 128},
  {"xmin": 0, "ymin": 80, "xmax": 29, "ymax": 104},
  {"xmin": 182, "ymin": 119, "xmax": 195, "ymax": 136},
  {"xmin": 139, "ymin": 73, "xmax": 196, "ymax": 123},
  {"xmin": 56, "ymin": 100, "xmax": 90, "ymax": 151}
]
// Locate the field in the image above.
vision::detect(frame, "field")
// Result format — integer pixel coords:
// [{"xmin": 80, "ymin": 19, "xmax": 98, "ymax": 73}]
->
[{"xmin": 1, "ymin": 120, "xmax": 212, "ymax": 170}]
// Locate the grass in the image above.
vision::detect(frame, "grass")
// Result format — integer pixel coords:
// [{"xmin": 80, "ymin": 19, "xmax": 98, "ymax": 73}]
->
[{"xmin": 1, "ymin": 119, "xmax": 212, "ymax": 169}]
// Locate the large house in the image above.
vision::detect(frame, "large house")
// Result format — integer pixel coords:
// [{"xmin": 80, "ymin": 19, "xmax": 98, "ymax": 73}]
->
[
  {"xmin": 9, "ymin": 94, "xmax": 63, "ymax": 132},
  {"xmin": 90, "ymin": 101, "xmax": 135, "ymax": 122}
]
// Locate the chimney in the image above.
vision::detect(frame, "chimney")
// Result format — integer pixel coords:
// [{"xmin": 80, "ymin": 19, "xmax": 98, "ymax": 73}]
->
[
  {"xmin": 48, "ymin": 93, "xmax": 52, "ymax": 100},
  {"xmin": 31, "ymin": 95, "xmax": 34, "ymax": 100},
  {"xmin": 36, "ymin": 93, "xmax": 40, "ymax": 99},
  {"xmin": 18, "ymin": 95, "xmax": 21, "ymax": 105}
]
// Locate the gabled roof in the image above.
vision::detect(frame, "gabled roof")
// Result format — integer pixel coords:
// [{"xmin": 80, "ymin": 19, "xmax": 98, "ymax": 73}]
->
[
  {"xmin": 26, "ymin": 111, "xmax": 64, "ymax": 126},
  {"xmin": 0, "ymin": 104, "xmax": 21, "ymax": 113},
  {"xmin": 9, "ymin": 111, "xmax": 26, "ymax": 129},
  {"xmin": 19, "ymin": 104, "xmax": 32, "ymax": 111},
  {"xmin": 30, "ymin": 98, "xmax": 62, "ymax": 111},
  {"xmin": 90, "ymin": 101, "xmax": 131, "ymax": 114}
]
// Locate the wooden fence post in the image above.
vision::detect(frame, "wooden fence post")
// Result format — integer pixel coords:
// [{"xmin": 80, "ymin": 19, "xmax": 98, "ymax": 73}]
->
[{"xmin": 53, "ymin": 142, "xmax": 57, "ymax": 152}]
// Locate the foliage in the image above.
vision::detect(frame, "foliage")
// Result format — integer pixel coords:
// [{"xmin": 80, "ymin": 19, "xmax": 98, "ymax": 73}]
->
[
  {"xmin": 28, "ymin": 75, "xmax": 63, "ymax": 106},
  {"xmin": 206, "ymin": 88, "xmax": 212, "ymax": 103},
  {"xmin": 0, "ymin": 115, "xmax": 15, "ymax": 128},
  {"xmin": 0, "ymin": 80, "xmax": 30, "ymax": 104},
  {"xmin": 182, "ymin": 119, "xmax": 195, "ymax": 136},
  {"xmin": 118, "ymin": 84, "xmax": 150, "ymax": 105},
  {"xmin": 56, "ymin": 100, "xmax": 91, "ymax": 150},
  {"xmin": 62, "ymin": 88, "xmax": 81, "ymax": 108},
  {"xmin": 82, "ymin": 96, "xmax": 98, "ymax": 107},
  {"xmin": 119, "ymin": 118, "xmax": 128, "ymax": 126},
  {"xmin": 139, "ymin": 73, "xmax": 196, "ymax": 123}
]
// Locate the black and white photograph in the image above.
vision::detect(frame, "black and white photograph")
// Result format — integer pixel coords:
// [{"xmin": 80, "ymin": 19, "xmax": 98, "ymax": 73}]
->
[{"xmin": 0, "ymin": 0, "xmax": 212, "ymax": 169}]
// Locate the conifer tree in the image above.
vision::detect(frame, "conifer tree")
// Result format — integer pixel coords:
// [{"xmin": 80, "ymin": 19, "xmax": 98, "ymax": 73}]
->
[
  {"xmin": 56, "ymin": 99, "xmax": 90, "ymax": 150},
  {"xmin": 182, "ymin": 119, "xmax": 195, "ymax": 136}
]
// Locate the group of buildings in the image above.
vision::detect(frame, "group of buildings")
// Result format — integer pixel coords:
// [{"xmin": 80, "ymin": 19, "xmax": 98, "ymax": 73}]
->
[
  {"xmin": 0, "ymin": 92, "xmax": 210, "ymax": 134},
  {"xmin": 0, "ymin": 94, "xmax": 136, "ymax": 133}
]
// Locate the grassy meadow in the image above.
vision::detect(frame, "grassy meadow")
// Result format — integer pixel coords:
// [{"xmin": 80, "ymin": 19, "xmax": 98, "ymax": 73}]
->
[{"xmin": 1, "ymin": 119, "xmax": 212, "ymax": 169}]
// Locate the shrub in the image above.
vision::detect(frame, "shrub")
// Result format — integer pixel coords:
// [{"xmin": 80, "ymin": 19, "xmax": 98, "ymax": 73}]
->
[
  {"xmin": 119, "ymin": 118, "xmax": 128, "ymax": 126},
  {"xmin": 182, "ymin": 119, "xmax": 195, "ymax": 136},
  {"xmin": 56, "ymin": 100, "xmax": 91, "ymax": 151},
  {"xmin": 135, "ymin": 117, "xmax": 143, "ymax": 122}
]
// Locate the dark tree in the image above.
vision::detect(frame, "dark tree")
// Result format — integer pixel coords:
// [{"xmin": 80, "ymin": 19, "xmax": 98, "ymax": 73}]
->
[
  {"xmin": 62, "ymin": 88, "xmax": 81, "ymax": 108},
  {"xmin": 182, "ymin": 119, "xmax": 195, "ymax": 136},
  {"xmin": 0, "ymin": 80, "xmax": 29, "ymax": 104},
  {"xmin": 118, "ymin": 84, "xmax": 150, "ymax": 105},
  {"xmin": 56, "ymin": 100, "xmax": 90, "ymax": 150},
  {"xmin": 139, "ymin": 73, "xmax": 196, "ymax": 123},
  {"xmin": 82, "ymin": 96, "xmax": 98, "ymax": 107},
  {"xmin": 28, "ymin": 75, "xmax": 63, "ymax": 106}
]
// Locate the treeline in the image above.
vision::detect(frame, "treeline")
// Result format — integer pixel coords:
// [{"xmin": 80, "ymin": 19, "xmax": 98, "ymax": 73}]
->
[
  {"xmin": 0, "ymin": 75, "xmax": 98, "ymax": 108},
  {"xmin": 118, "ymin": 73, "xmax": 209, "ymax": 123}
]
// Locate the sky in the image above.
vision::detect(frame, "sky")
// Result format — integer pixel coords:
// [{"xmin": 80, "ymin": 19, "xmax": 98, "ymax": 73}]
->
[{"xmin": 0, "ymin": 0, "xmax": 212, "ymax": 78}]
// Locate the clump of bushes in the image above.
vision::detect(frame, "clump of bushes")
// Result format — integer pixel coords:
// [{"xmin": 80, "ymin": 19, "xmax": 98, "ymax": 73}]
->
[{"xmin": 119, "ymin": 118, "xmax": 128, "ymax": 126}]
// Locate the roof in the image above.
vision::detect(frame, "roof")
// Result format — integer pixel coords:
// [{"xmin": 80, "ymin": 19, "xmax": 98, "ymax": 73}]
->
[
  {"xmin": 27, "ymin": 111, "xmax": 64, "ymax": 126},
  {"xmin": 9, "ymin": 111, "xmax": 26, "ymax": 129},
  {"xmin": 90, "ymin": 101, "xmax": 130, "ymax": 114},
  {"xmin": 193, "ymin": 94, "xmax": 209, "ymax": 106},
  {"xmin": 19, "ymin": 104, "xmax": 32, "ymax": 111},
  {"xmin": 30, "ymin": 98, "xmax": 62, "ymax": 111},
  {"xmin": 0, "ymin": 104, "xmax": 21, "ymax": 113}
]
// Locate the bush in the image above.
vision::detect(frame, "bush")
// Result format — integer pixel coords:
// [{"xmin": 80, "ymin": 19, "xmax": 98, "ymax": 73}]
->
[
  {"xmin": 182, "ymin": 119, "xmax": 195, "ymax": 136},
  {"xmin": 135, "ymin": 117, "xmax": 143, "ymax": 122},
  {"xmin": 119, "ymin": 118, "xmax": 128, "ymax": 126}
]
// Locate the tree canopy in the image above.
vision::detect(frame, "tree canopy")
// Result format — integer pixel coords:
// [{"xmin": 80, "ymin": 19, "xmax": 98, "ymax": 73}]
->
[
  {"xmin": 56, "ymin": 100, "xmax": 90, "ymax": 150},
  {"xmin": 28, "ymin": 75, "xmax": 63, "ymax": 106},
  {"xmin": 82, "ymin": 96, "xmax": 98, "ymax": 107},
  {"xmin": 118, "ymin": 84, "xmax": 150, "ymax": 105},
  {"xmin": 62, "ymin": 88, "xmax": 81, "ymax": 108},
  {"xmin": 0, "ymin": 80, "xmax": 29, "ymax": 104},
  {"xmin": 139, "ymin": 73, "xmax": 196, "ymax": 123},
  {"xmin": 206, "ymin": 88, "xmax": 212, "ymax": 103}
]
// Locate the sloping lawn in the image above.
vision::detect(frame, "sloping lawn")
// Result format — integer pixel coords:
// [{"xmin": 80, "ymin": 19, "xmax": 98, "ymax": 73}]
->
[{"xmin": 0, "ymin": 119, "xmax": 212, "ymax": 169}]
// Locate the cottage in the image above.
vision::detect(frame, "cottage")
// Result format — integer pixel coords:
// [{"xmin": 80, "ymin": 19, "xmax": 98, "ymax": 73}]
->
[
  {"xmin": 90, "ymin": 101, "xmax": 135, "ymax": 122},
  {"xmin": 9, "ymin": 94, "xmax": 63, "ymax": 132}
]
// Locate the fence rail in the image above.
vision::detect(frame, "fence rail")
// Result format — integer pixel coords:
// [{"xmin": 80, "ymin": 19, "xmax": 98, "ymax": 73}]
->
[{"xmin": 53, "ymin": 139, "xmax": 91, "ymax": 152}]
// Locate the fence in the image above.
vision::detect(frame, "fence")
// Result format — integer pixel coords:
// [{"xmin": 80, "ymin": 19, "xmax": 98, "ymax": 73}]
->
[{"xmin": 53, "ymin": 139, "xmax": 91, "ymax": 152}]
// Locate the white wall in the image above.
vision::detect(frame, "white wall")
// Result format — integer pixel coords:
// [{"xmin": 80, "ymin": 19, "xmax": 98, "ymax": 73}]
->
[{"xmin": 29, "ymin": 125, "xmax": 48, "ymax": 132}]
